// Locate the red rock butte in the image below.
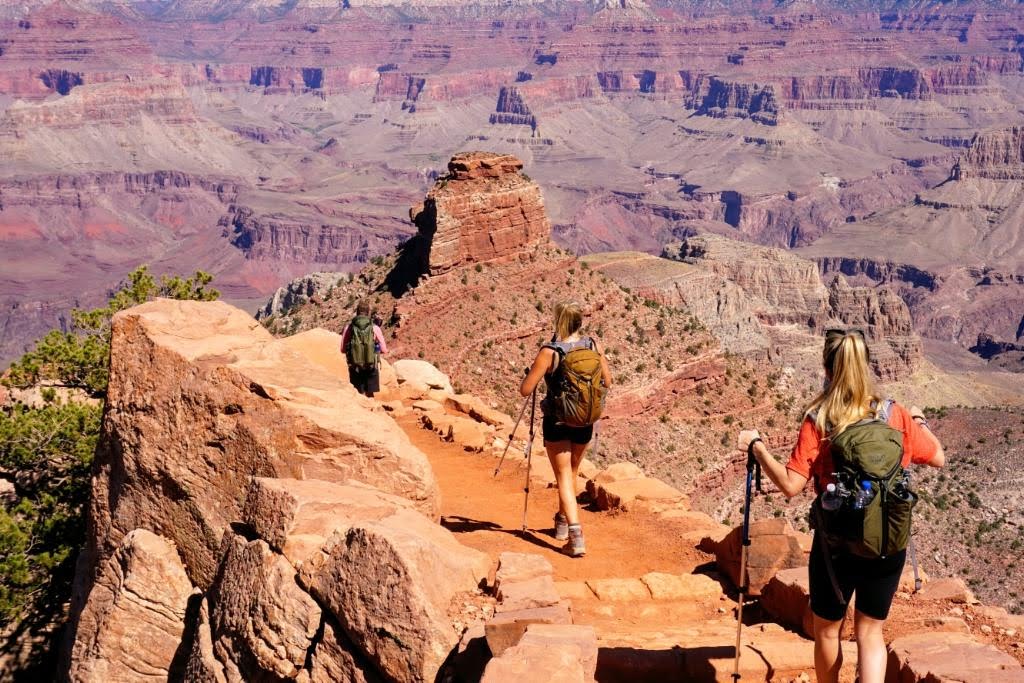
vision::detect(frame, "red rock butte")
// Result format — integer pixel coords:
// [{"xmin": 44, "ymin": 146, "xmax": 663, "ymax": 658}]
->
[{"xmin": 411, "ymin": 152, "xmax": 551, "ymax": 276}]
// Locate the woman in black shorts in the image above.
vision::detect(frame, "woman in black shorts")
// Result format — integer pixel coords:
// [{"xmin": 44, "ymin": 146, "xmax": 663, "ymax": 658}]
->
[
  {"xmin": 736, "ymin": 329, "xmax": 944, "ymax": 683},
  {"xmin": 521, "ymin": 302, "xmax": 611, "ymax": 557}
]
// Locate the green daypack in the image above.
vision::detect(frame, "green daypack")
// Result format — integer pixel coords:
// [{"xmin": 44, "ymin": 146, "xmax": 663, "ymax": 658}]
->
[
  {"xmin": 545, "ymin": 338, "xmax": 606, "ymax": 428},
  {"xmin": 346, "ymin": 316, "xmax": 377, "ymax": 370},
  {"xmin": 814, "ymin": 400, "xmax": 917, "ymax": 559}
]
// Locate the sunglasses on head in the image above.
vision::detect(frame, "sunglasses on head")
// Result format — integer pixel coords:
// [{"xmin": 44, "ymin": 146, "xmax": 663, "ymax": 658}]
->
[{"xmin": 825, "ymin": 328, "xmax": 866, "ymax": 340}]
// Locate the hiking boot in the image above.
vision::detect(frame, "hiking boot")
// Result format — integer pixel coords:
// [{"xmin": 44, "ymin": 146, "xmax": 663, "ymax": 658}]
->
[
  {"xmin": 563, "ymin": 524, "xmax": 585, "ymax": 558},
  {"xmin": 553, "ymin": 512, "xmax": 569, "ymax": 541}
]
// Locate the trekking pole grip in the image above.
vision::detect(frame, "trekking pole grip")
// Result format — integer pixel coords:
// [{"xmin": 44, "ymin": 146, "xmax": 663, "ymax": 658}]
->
[{"xmin": 747, "ymin": 437, "xmax": 763, "ymax": 493}]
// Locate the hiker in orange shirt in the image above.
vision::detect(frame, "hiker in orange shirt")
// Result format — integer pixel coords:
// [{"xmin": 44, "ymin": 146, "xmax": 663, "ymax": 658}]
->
[{"xmin": 737, "ymin": 329, "xmax": 944, "ymax": 683}]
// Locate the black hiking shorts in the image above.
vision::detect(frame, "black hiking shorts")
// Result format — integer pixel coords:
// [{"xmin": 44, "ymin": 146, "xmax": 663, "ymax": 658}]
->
[
  {"xmin": 542, "ymin": 414, "xmax": 593, "ymax": 445},
  {"xmin": 809, "ymin": 534, "xmax": 907, "ymax": 621}
]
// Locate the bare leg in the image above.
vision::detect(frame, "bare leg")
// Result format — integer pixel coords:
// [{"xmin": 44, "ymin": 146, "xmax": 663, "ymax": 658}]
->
[
  {"xmin": 569, "ymin": 442, "xmax": 588, "ymax": 495},
  {"xmin": 813, "ymin": 614, "xmax": 844, "ymax": 683},
  {"xmin": 546, "ymin": 441, "xmax": 578, "ymax": 524},
  {"xmin": 854, "ymin": 610, "xmax": 887, "ymax": 683}
]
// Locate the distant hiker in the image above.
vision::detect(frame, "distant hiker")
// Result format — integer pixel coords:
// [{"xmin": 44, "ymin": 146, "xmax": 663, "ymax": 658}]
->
[
  {"xmin": 737, "ymin": 329, "xmax": 944, "ymax": 683},
  {"xmin": 341, "ymin": 300, "xmax": 388, "ymax": 398},
  {"xmin": 520, "ymin": 301, "xmax": 611, "ymax": 557}
]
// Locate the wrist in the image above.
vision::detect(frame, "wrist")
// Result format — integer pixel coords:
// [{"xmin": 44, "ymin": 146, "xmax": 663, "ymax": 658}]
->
[{"xmin": 912, "ymin": 415, "xmax": 929, "ymax": 429}]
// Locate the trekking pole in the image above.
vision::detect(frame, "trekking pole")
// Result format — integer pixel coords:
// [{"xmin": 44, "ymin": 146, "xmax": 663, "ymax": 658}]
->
[
  {"xmin": 906, "ymin": 470, "xmax": 923, "ymax": 592},
  {"xmin": 520, "ymin": 389, "xmax": 538, "ymax": 533},
  {"xmin": 494, "ymin": 392, "xmax": 533, "ymax": 477},
  {"xmin": 732, "ymin": 440, "xmax": 762, "ymax": 681}
]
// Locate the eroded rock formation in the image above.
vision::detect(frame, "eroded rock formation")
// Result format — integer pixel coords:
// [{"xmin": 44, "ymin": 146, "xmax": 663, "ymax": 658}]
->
[
  {"xmin": 408, "ymin": 152, "xmax": 550, "ymax": 276},
  {"xmin": 64, "ymin": 299, "xmax": 480, "ymax": 682}
]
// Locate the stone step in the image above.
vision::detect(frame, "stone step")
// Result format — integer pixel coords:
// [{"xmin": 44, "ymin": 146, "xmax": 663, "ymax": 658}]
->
[{"xmin": 593, "ymin": 620, "xmax": 858, "ymax": 683}]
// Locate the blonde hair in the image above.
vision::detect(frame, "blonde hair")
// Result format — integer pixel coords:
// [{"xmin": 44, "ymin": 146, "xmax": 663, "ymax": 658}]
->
[
  {"xmin": 553, "ymin": 301, "xmax": 583, "ymax": 340},
  {"xmin": 806, "ymin": 331, "xmax": 879, "ymax": 438}
]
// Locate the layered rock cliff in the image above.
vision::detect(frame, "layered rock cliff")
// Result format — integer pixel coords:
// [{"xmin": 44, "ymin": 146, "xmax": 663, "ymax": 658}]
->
[
  {"xmin": 658, "ymin": 235, "xmax": 923, "ymax": 380},
  {"xmin": 408, "ymin": 152, "xmax": 551, "ymax": 276}
]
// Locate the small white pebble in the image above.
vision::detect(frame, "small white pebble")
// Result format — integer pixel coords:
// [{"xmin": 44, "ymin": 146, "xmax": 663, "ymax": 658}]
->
[{"xmin": 980, "ymin": 625, "xmax": 992, "ymax": 634}]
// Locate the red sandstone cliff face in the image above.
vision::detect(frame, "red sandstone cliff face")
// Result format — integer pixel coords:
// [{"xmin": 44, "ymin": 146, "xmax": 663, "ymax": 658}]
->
[
  {"xmin": 955, "ymin": 126, "xmax": 1024, "ymax": 180},
  {"xmin": 409, "ymin": 152, "xmax": 551, "ymax": 276}
]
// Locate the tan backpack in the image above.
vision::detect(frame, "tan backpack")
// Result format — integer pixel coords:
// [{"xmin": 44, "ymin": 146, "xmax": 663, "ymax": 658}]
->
[{"xmin": 545, "ymin": 338, "xmax": 606, "ymax": 427}]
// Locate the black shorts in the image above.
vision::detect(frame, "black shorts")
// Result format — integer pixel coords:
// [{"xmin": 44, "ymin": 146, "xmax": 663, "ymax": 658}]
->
[
  {"xmin": 808, "ymin": 534, "xmax": 906, "ymax": 621},
  {"xmin": 348, "ymin": 365, "xmax": 380, "ymax": 396},
  {"xmin": 542, "ymin": 414, "xmax": 593, "ymax": 445}
]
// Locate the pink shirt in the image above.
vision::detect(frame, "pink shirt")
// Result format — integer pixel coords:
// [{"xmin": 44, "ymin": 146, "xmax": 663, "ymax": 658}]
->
[{"xmin": 340, "ymin": 323, "xmax": 388, "ymax": 354}]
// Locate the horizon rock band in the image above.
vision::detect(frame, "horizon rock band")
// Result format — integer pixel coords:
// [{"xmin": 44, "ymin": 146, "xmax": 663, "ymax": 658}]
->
[{"xmin": 341, "ymin": 299, "xmax": 946, "ymax": 683}]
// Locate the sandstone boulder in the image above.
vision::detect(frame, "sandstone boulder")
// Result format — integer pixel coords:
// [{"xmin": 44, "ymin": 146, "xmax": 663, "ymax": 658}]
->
[
  {"xmin": 205, "ymin": 535, "xmax": 321, "ymax": 680},
  {"xmin": 887, "ymin": 632, "xmax": 1023, "ymax": 682},
  {"xmin": 760, "ymin": 567, "xmax": 814, "ymax": 638},
  {"xmin": 914, "ymin": 577, "xmax": 978, "ymax": 604},
  {"xmin": 715, "ymin": 519, "xmax": 810, "ymax": 597},
  {"xmin": 393, "ymin": 359, "xmax": 454, "ymax": 395},
  {"xmin": 69, "ymin": 530, "xmax": 194, "ymax": 682},
  {"xmin": 242, "ymin": 477, "xmax": 410, "ymax": 565},
  {"xmin": 594, "ymin": 477, "xmax": 688, "ymax": 512},
  {"xmin": 300, "ymin": 507, "xmax": 490, "ymax": 683},
  {"xmin": 82, "ymin": 299, "xmax": 439, "ymax": 595},
  {"xmin": 444, "ymin": 394, "xmax": 512, "ymax": 429},
  {"xmin": 299, "ymin": 616, "xmax": 382, "ymax": 683}
]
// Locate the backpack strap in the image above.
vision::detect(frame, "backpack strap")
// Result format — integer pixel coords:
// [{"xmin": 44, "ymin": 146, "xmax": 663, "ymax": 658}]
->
[{"xmin": 875, "ymin": 398, "xmax": 895, "ymax": 422}]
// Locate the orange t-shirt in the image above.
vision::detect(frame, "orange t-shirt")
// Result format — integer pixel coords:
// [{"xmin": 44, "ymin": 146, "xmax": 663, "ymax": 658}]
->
[{"xmin": 786, "ymin": 403, "xmax": 940, "ymax": 493}]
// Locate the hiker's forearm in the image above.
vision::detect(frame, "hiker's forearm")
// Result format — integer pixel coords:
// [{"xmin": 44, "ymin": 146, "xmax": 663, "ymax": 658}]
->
[
  {"xmin": 919, "ymin": 422, "xmax": 946, "ymax": 467},
  {"xmin": 752, "ymin": 441, "xmax": 806, "ymax": 498}
]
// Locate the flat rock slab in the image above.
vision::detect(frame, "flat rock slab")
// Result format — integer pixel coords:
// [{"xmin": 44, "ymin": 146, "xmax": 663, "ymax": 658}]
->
[
  {"xmin": 485, "ymin": 604, "xmax": 573, "ymax": 657},
  {"xmin": 888, "ymin": 632, "xmax": 1023, "ymax": 683},
  {"xmin": 483, "ymin": 624, "xmax": 598, "ymax": 683},
  {"xmin": 640, "ymin": 572, "xmax": 722, "ymax": 602},
  {"xmin": 496, "ymin": 575, "xmax": 562, "ymax": 612},
  {"xmin": 595, "ymin": 478, "xmax": 687, "ymax": 512},
  {"xmin": 586, "ymin": 578, "xmax": 651, "ymax": 602},
  {"xmin": 494, "ymin": 552, "xmax": 554, "ymax": 593}
]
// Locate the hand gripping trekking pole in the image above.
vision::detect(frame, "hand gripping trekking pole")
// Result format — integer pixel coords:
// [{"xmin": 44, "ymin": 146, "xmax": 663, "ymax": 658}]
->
[
  {"xmin": 520, "ymin": 389, "xmax": 538, "ymax": 533},
  {"xmin": 732, "ymin": 439, "xmax": 763, "ymax": 681},
  {"xmin": 494, "ymin": 392, "xmax": 533, "ymax": 477}
]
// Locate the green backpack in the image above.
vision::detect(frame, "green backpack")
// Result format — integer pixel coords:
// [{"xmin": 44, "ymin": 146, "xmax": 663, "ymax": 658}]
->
[
  {"xmin": 346, "ymin": 316, "xmax": 377, "ymax": 369},
  {"xmin": 814, "ymin": 400, "xmax": 917, "ymax": 560},
  {"xmin": 544, "ymin": 338, "xmax": 606, "ymax": 428}
]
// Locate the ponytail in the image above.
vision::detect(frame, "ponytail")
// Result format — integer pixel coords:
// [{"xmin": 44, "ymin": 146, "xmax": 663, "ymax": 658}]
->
[{"xmin": 806, "ymin": 331, "xmax": 879, "ymax": 437}]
